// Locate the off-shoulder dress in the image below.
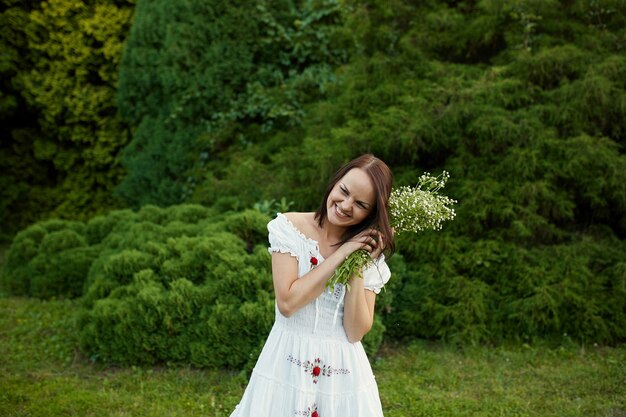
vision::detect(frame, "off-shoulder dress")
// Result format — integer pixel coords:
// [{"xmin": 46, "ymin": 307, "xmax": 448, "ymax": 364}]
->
[{"xmin": 229, "ymin": 213, "xmax": 391, "ymax": 417}]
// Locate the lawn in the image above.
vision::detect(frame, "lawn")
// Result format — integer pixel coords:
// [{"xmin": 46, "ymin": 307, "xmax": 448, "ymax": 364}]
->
[{"xmin": 1, "ymin": 297, "xmax": 624, "ymax": 417}]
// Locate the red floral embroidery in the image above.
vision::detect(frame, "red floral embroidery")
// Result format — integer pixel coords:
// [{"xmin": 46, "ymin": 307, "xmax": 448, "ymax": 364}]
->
[
  {"xmin": 295, "ymin": 403, "xmax": 319, "ymax": 416},
  {"xmin": 287, "ymin": 355, "xmax": 350, "ymax": 384},
  {"xmin": 310, "ymin": 256, "xmax": 318, "ymax": 266}
]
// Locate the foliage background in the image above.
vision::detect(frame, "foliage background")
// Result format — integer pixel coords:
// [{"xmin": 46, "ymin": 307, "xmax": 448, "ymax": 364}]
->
[
  {"xmin": 1, "ymin": 0, "xmax": 625, "ymax": 367},
  {"xmin": 0, "ymin": 0, "xmax": 135, "ymax": 240}
]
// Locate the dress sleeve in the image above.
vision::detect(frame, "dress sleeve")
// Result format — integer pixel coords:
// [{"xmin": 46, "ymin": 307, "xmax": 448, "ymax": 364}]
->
[
  {"xmin": 267, "ymin": 215, "xmax": 300, "ymax": 260},
  {"xmin": 362, "ymin": 254, "xmax": 391, "ymax": 294}
]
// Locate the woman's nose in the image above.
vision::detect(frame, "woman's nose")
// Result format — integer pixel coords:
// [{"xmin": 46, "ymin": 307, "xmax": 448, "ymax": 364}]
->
[{"xmin": 340, "ymin": 199, "xmax": 353, "ymax": 211}]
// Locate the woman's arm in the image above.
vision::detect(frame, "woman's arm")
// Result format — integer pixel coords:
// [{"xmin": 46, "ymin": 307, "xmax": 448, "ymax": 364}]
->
[
  {"xmin": 342, "ymin": 277, "xmax": 377, "ymax": 343},
  {"xmin": 272, "ymin": 227, "xmax": 380, "ymax": 318},
  {"xmin": 343, "ymin": 230, "xmax": 387, "ymax": 343},
  {"xmin": 272, "ymin": 249, "xmax": 350, "ymax": 317}
]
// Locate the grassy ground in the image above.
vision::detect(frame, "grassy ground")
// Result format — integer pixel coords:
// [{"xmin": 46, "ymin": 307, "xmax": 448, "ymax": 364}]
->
[{"xmin": 0, "ymin": 297, "xmax": 624, "ymax": 417}]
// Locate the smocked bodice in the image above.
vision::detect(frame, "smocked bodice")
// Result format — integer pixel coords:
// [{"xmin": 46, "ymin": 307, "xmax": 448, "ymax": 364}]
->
[{"xmin": 267, "ymin": 213, "xmax": 391, "ymax": 341}]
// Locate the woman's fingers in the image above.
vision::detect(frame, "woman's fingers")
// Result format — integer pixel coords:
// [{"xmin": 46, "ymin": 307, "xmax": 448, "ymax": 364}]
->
[
  {"xmin": 358, "ymin": 232, "xmax": 376, "ymax": 245},
  {"xmin": 350, "ymin": 229, "xmax": 386, "ymax": 254},
  {"xmin": 364, "ymin": 232, "xmax": 383, "ymax": 258}
]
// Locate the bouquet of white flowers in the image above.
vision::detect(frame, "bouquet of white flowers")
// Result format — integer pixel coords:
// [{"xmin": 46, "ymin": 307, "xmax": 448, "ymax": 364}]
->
[{"xmin": 327, "ymin": 171, "xmax": 457, "ymax": 291}]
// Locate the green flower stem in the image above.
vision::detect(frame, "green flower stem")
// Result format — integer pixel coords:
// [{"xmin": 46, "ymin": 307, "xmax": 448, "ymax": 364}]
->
[{"xmin": 326, "ymin": 249, "xmax": 373, "ymax": 291}]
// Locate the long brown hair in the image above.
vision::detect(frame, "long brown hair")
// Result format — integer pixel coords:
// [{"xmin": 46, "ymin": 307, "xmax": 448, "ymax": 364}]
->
[{"xmin": 314, "ymin": 154, "xmax": 395, "ymax": 255}]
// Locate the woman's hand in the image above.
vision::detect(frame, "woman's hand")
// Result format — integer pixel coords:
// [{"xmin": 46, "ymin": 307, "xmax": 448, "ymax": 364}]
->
[
  {"xmin": 339, "ymin": 228, "xmax": 383, "ymax": 259},
  {"xmin": 357, "ymin": 227, "xmax": 394, "ymax": 260},
  {"xmin": 369, "ymin": 231, "xmax": 385, "ymax": 259}
]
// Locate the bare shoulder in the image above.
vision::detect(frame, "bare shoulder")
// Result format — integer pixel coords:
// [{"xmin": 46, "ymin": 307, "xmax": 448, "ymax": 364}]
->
[{"xmin": 283, "ymin": 212, "xmax": 317, "ymax": 237}]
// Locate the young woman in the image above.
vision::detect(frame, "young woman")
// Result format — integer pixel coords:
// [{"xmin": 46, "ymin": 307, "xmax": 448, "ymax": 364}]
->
[{"xmin": 230, "ymin": 154, "xmax": 394, "ymax": 416}]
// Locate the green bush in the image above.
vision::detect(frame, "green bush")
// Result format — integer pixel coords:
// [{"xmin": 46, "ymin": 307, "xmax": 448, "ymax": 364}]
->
[
  {"xmin": 2, "ymin": 202, "xmax": 393, "ymax": 367},
  {"xmin": 116, "ymin": 0, "xmax": 350, "ymax": 207},
  {"xmin": 513, "ymin": 45, "xmax": 588, "ymax": 89},
  {"xmin": 1, "ymin": 202, "xmax": 284, "ymax": 368},
  {"xmin": 31, "ymin": 245, "xmax": 100, "ymax": 299},
  {"xmin": 0, "ymin": 219, "xmax": 93, "ymax": 298},
  {"xmin": 0, "ymin": 0, "xmax": 134, "ymax": 236},
  {"xmin": 387, "ymin": 231, "xmax": 626, "ymax": 345},
  {"xmin": 76, "ymin": 207, "xmax": 277, "ymax": 368},
  {"xmin": 188, "ymin": 0, "xmax": 626, "ymax": 347}
]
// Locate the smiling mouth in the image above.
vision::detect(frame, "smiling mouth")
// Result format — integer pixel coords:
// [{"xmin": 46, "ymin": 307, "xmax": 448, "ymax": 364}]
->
[{"xmin": 335, "ymin": 204, "xmax": 351, "ymax": 219}]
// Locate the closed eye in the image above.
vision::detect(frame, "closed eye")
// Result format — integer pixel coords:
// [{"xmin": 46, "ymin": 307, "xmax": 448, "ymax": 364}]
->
[{"xmin": 340, "ymin": 184, "xmax": 371, "ymax": 209}]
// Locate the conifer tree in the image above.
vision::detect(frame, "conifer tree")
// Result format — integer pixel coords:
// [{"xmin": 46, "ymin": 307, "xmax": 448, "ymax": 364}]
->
[
  {"xmin": 116, "ymin": 0, "xmax": 349, "ymax": 207},
  {"xmin": 0, "ymin": 0, "xmax": 134, "ymax": 238}
]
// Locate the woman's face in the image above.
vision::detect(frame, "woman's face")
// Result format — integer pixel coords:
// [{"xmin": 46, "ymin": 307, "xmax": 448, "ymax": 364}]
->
[{"xmin": 326, "ymin": 168, "xmax": 376, "ymax": 227}]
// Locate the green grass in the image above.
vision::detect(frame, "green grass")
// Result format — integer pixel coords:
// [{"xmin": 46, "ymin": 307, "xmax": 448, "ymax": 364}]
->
[
  {"xmin": 376, "ymin": 342, "xmax": 626, "ymax": 417},
  {"xmin": 1, "ymin": 297, "xmax": 624, "ymax": 417}
]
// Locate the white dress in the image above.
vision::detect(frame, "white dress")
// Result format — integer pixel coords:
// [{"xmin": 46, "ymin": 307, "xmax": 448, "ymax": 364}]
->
[{"xmin": 229, "ymin": 213, "xmax": 391, "ymax": 417}]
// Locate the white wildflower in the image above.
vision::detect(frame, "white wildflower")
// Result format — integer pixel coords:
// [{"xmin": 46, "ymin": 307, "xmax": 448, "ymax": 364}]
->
[{"xmin": 327, "ymin": 171, "xmax": 457, "ymax": 291}]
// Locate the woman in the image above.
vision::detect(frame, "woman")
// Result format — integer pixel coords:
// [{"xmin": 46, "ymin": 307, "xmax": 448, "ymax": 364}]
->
[{"xmin": 230, "ymin": 154, "xmax": 394, "ymax": 416}]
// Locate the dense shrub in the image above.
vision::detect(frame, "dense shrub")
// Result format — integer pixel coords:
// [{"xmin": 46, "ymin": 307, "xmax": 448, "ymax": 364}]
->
[
  {"xmin": 386, "ymin": 231, "xmax": 626, "ymax": 345},
  {"xmin": 116, "ymin": 0, "xmax": 350, "ymax": 207},
  {"xmin": 1, "ymin": 204, "xmax": 393, "ymax": 366},
  {"xmin": 75, "ymin": 205, "xmax": 393, "ymax": 367},
  {"xmin": 1, "ymin": 219, "xmax": 94, "ymax": 298},
  {"xmin": 186, "ymin": 1, "xmax": 626, "ymax": 347},
  {"xmin": 0, "ymin": 0, "xmax": 134, "ymax": 238}
]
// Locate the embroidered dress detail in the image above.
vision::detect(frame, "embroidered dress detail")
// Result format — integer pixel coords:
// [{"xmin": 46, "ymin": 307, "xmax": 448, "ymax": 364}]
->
[
  {"xmin": 229, "ymin": 213, "xmax": 390, "ymax": 417},
  {"xmin": 331, "ymin": 283, "xmax": 343, "ymax": 299},
  {"xmin": 295, "ymin": 403, "xmax": 319, "ymax": 416},
  {"xmin": 287, "ymin": 355, "xmax": 350, "ymax": 384}
]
